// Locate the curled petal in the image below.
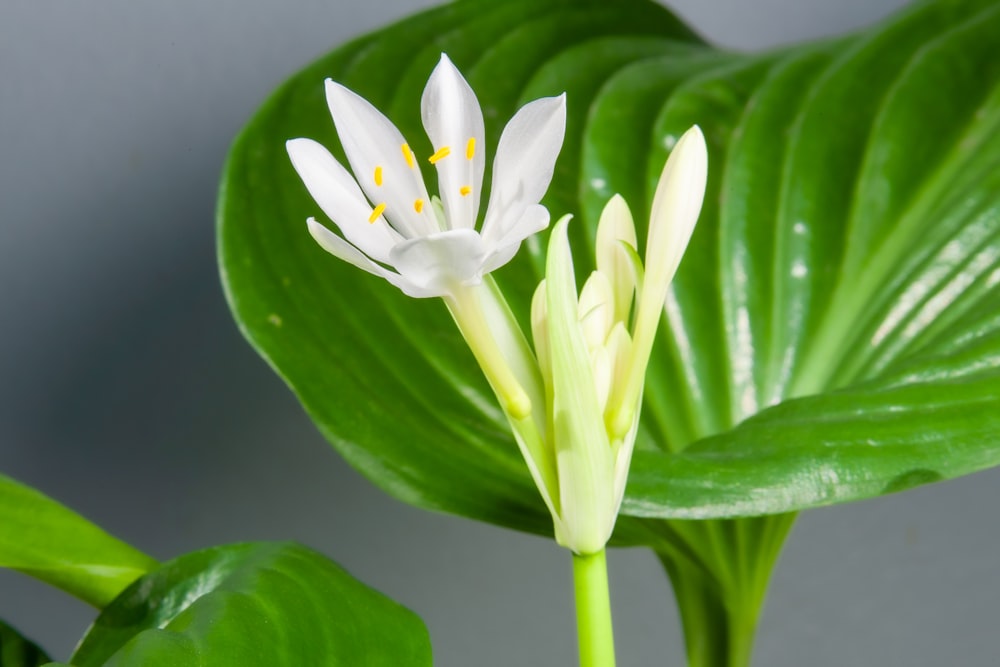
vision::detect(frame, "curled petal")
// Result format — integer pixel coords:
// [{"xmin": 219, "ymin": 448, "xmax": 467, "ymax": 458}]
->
[
  {"xmin": 421, "ymin": 54, "xmax": 486, "ymax": 231},
  {"xmin": 480, "ymin": 204, "xmax": 550, "ymax": 274},
  {"xmin": 326, "ymin": 80, "xmax": 437, "ymax": 238},
  {"xmin": 481, "ymin": 95, "xmax": 567, "ymax": 245},
  {"xmin": 287, "ymin": 138, "xmax": 400, "ymax": 264},
  {"xmin": 389, "ymin": 228, "xmax": 488, "ymax": 295},
  {"xmin": 306, "ymin": 219, "xmax": 432, "ymax": 297}
]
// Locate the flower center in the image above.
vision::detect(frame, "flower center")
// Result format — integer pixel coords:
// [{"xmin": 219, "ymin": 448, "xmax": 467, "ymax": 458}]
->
[{"xmin": 366, "ymin": 138, "xmax": 478, "ymax": 224}]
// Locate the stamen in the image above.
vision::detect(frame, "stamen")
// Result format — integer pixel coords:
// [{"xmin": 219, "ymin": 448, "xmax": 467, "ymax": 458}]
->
[
  {"xmin": 459, "ymin": 185, "xmax": 472, "ymax": 197},
  {"xmin": 428, "ymin": 146, "xmax": 451, "ymax": 164},
  {"xmin": 374, "ymin": 166, "xmax": 383, "ymax": 186},
  {"xmin": 401, "ymin": 143, "xmax": 415, "ymax": 168},
  {"xmin": 414, "ymin": 199, "xmax": 424, "ymax": 213},
  {"xmin": 368, "ymin": 203, "xmax": 386, "ymax": 223},
  {"xmin": 465, "ymin": 138, "xmax": 476, "ymax": 159}
]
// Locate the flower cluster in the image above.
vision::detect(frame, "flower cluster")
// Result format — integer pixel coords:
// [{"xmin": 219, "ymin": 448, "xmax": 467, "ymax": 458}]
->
[
  {"xmin": 530, "ymin": 127, "xmax": 707, "ymax": 552},
  {"xmin": 287, "ymin": 54, "xmax": 707, "ymax": 554},
  {"xmin": 287, "ymin": 54, "xmax": 565, "ymax": 299}
]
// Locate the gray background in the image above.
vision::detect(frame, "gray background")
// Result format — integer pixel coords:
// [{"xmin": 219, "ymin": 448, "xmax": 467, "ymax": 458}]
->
[{"xmin": 2, "ymin": 0, "xmax": 997, "ymax": 665}]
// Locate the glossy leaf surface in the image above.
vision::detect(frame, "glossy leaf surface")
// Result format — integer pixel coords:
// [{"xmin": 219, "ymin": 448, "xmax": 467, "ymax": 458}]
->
[
  {"xmin": 0, "ymin": 474, "xmax": 156, "ymax": 608},
  {"xmin": 218, "ymin": 0, "xmax": 1000, "ymax": 534},
  {"xmin": 68, "ymin": 542, "xmax": 431, "ymax": 667}
]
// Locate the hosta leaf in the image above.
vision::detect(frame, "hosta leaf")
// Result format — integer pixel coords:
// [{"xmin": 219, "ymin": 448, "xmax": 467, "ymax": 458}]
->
[
  {"xmin": 0, "ymin": 474, "xmax": 156, "ymax": 608},
  {"xmin": 69, "ymin": 543, "xmax": 431, "ymax": 667},
  {"xmin": 218, "ymin": 0, "xmax": 1000, "ymax": 534}
]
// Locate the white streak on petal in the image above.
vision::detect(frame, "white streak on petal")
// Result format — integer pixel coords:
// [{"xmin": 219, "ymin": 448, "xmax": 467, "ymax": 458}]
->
[
  {"xmin": 305, "ymin": 219, "xmax": 432, "ymax": 297},
  {"xmin": 389, "ymin": 228, "xmax": 488, "ymax": 295},
  {"xmin": 481, "ymin": 94, "xmax": 567, "ymax": 245},
  {"xmin": 325, "ymin": 80, "xmax": 436, "ymax": 237},
  {"xmin": 421, "ymin": 54, "xmax": 485, "ymax": 230},
  {"xmin": 287, "ymin": 138, "xmax": 399, "ymax": 264}
]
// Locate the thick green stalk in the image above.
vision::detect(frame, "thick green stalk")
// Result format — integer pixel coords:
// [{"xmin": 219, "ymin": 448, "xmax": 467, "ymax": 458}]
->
[
  {"xmin": 660, "ymin": 557, "xmax": 756, "ymax": 667},
  {"xmin": 572, "ymin": 549, "xmax": 616, "ymax": 667},
  {"xmin": 655, "ymin": 515, "xmax": 795, "ymax": 667}
]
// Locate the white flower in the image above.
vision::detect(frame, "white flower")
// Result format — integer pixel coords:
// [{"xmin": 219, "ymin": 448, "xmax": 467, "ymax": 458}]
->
[
  {"xmin": 527, "ymin": 126, "xmax": 707, "ymax": 554},
  {"xmin": 287, "ymin": 54, "xmax": 567, "ymax": 298}
]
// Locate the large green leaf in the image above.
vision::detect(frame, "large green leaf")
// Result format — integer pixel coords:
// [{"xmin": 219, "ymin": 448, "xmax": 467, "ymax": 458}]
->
[
  {"xmin": 218, "ymin": 0, "xmax": 1000, "ymax": 532},
  {"xmin": 0, "ymin": 474, "xmax": 156, "ymax": 608},
  {"xmin": 0, "ymin": 620, "xmax": 50, "ymax": 667},
  {"xmin": 66, "ymin": 542, "xmax": 431, "ymax": 667}
]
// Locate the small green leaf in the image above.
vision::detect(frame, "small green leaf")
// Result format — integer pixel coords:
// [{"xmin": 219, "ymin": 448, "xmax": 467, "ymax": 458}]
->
[
  {"xmin": 0, "ymin": 619, "xmax": 50, "ymax": 666},
  {"xmin": 0, "ymin": 474, "xmax": 157, "ymax": 608},
  {"xmin": 70, "ymin": 542, "xmax": 431, "ymax": 667}
]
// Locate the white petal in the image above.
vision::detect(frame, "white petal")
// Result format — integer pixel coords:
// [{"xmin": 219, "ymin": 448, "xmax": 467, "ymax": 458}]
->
[
  {"xmin": 479, "ymin": 204, "xmax": 550, "ymax": 273},
  {"xmin": 389, "ymin": 228, "xmax": 488, "ymax": 295},
  {"xmin": 325, "ymin": 80, "xmax": 437, "ymax": 238},
  {"xmin": 595, "ymin": 194, "xmax": 638, "ymax": 325},
  {"xmin": 632, "ymin": 125, "xmax": 707, "ymax": 362},
  {"xmin": 609, "ymin": 125, "xmax": 707, "ymax": 440},
  {"xmin": 287, "ymin": 138, "xmax": 400, "ymax": 264},
  {"xmin": 306, "ymin": 219, "xmax": 434, "ymax": 298},
  {"xmin": 481, "ymin": 94, "xmax": 567, "ymax": 245},
  {"xmin": 643, "ymin": 125, "xmax": 707, "ymax": 304},
  {"xmin": 578, "ymin": 271, "xmax": 614, "ymax": 351},
  {"xmin": 421, "ymin": 54, "xmax": 485, "ymax": 230}
]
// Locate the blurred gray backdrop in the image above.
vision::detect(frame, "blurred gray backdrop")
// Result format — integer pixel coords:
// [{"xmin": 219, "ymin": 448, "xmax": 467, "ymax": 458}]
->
[{"xmin": 3, "ymin": 0, "xmax": 998, "ymax": 665}]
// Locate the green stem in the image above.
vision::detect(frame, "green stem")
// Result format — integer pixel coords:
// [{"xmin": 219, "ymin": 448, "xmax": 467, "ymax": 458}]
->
[{"xmin": 572, "ymin": 549, "xmax": 616, "ymax": 667}]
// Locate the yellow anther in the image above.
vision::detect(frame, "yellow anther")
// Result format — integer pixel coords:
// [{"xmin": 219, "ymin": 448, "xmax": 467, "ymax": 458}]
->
[
  {"xmin": 465, "ymin": 138, "xmax": 476, "ymax": 159},
  {"xmin": 414, "ymin": 199, "xmax": 424, "ymax": 213},
  {"xmin": 459, "ymin": 185, "xmax": 472, "ymax": 197},
  {"xmin": 374, "ymin": 166, "xmax": 383, "ymax": 186},
  {"xmin": 401, "ymin": 143, "xmax": 415, "ymax": 168},
  {"xmin": 368, "ymin": 203, "xmax": 386, "ymax": 223},
  {"xmin": 428, "ymin": 146, "xmax": 451, "ymax": 164}
]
